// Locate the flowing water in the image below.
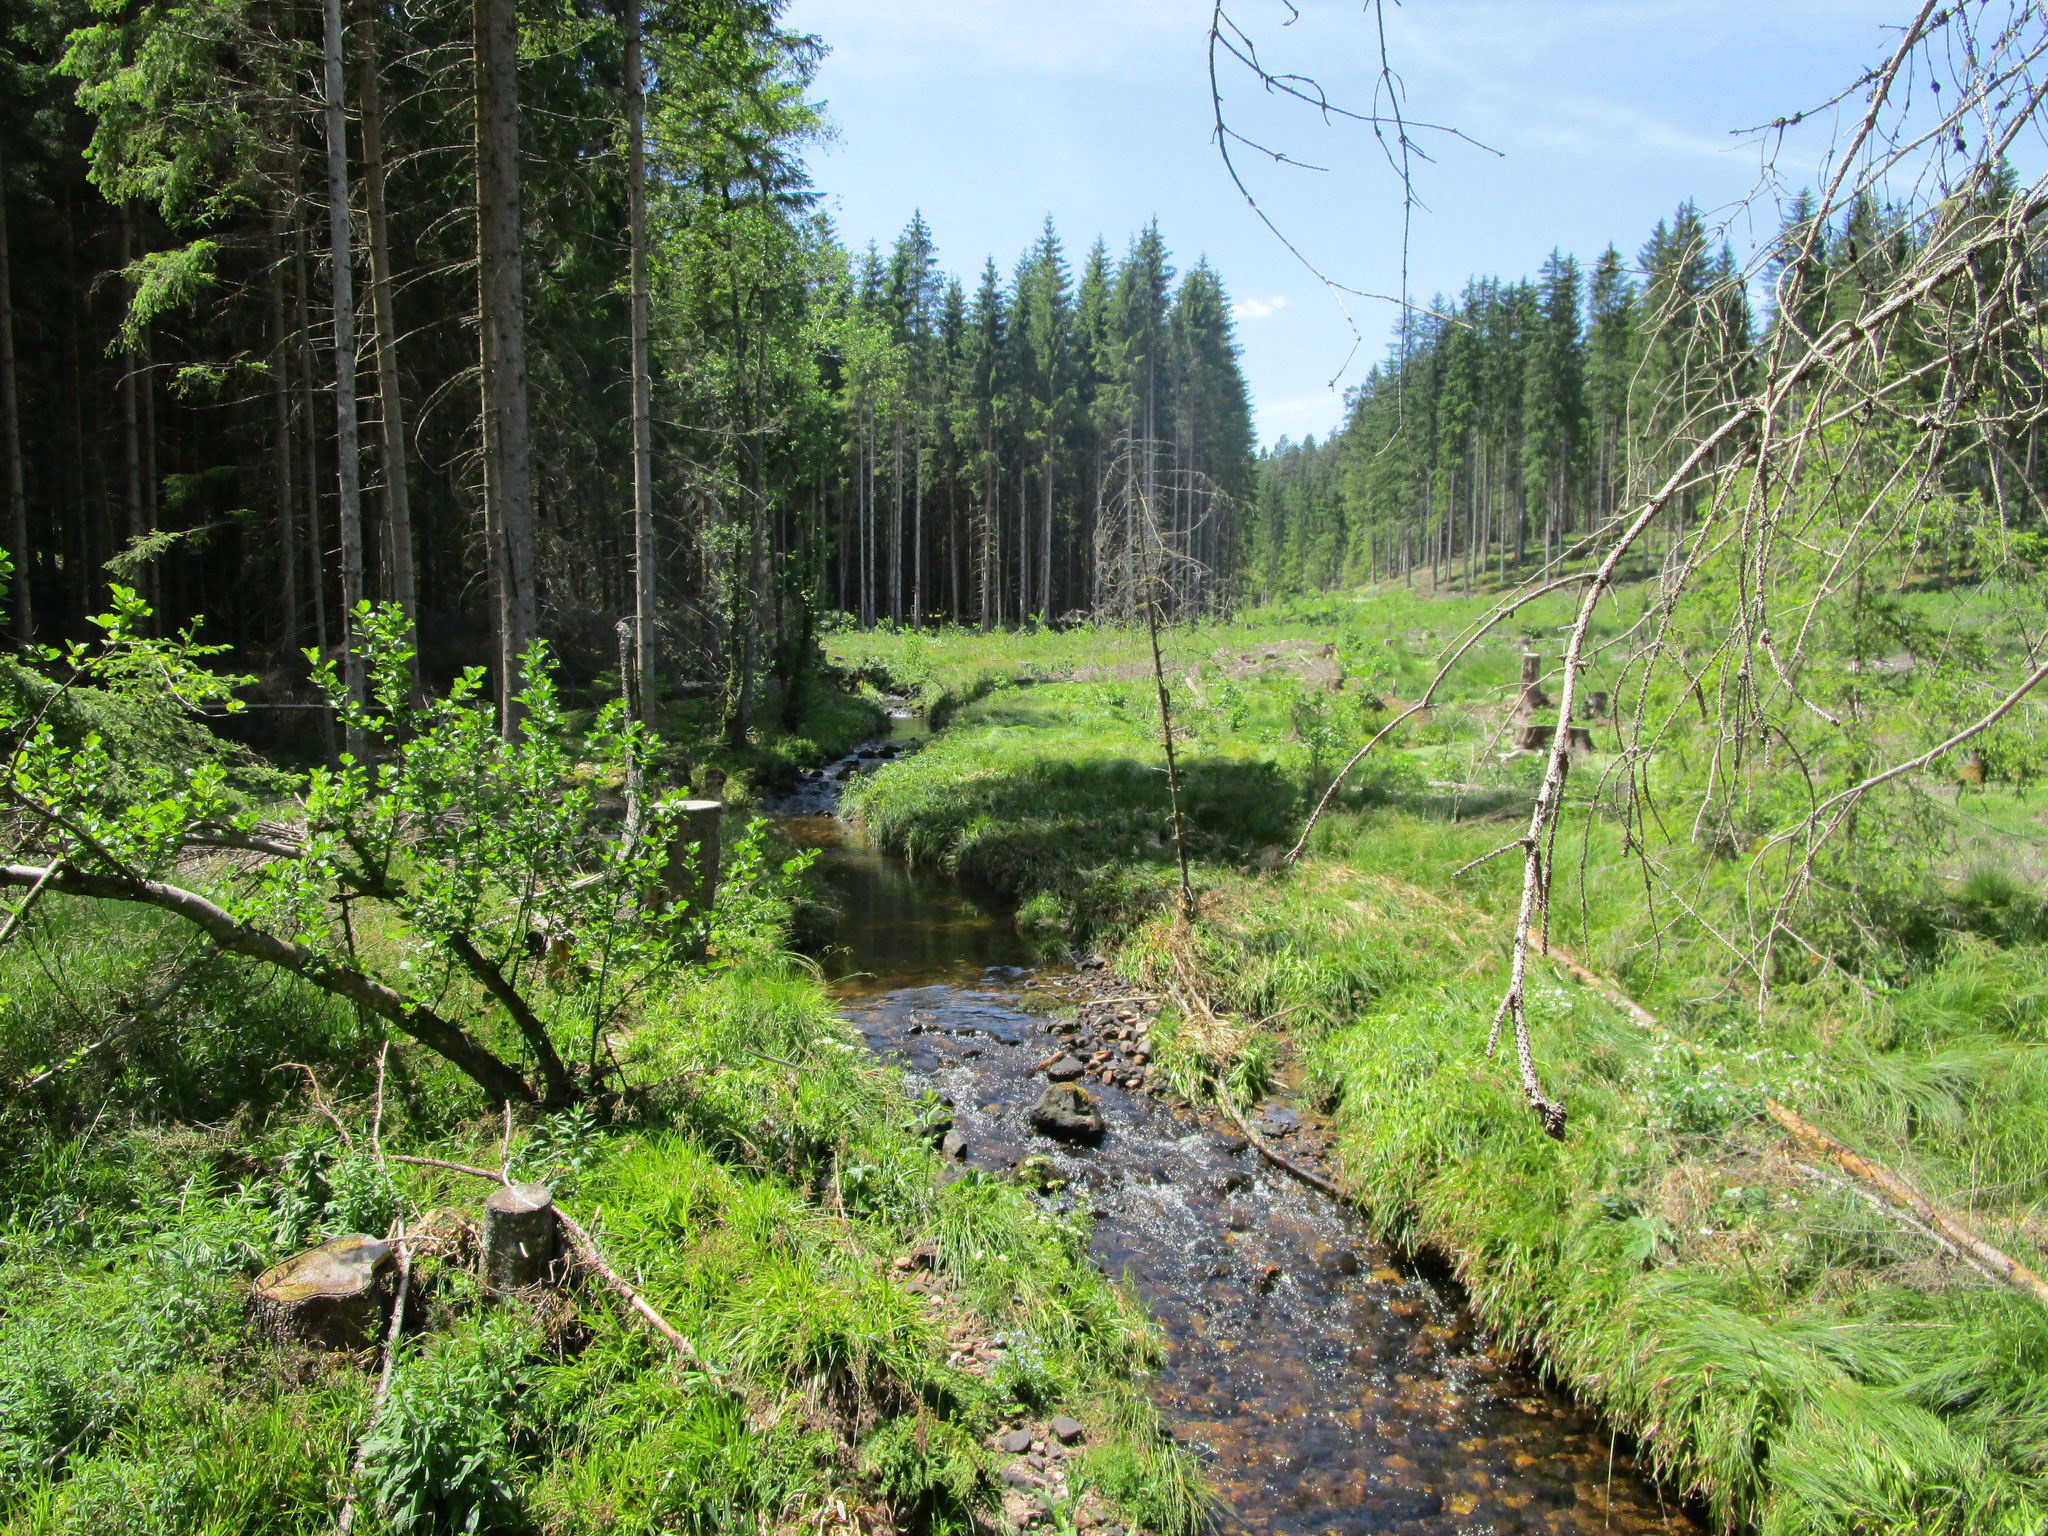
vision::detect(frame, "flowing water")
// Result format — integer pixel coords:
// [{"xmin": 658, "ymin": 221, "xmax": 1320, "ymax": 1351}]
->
[{"xmin": 776, "ymin": 724, "xmax": 1699, "ymax": 1536}]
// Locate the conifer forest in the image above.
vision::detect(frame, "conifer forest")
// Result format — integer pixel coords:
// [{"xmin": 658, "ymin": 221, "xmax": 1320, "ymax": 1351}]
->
[{"xmin": 10, "ymin": 2, "xmax": 2048, "ymax": 1534}]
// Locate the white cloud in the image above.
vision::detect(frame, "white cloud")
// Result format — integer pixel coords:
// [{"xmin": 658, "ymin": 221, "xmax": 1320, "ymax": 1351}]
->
[{"xmin": 1233, "ymin": 294, "xmax": 1288, "ymax": 321}]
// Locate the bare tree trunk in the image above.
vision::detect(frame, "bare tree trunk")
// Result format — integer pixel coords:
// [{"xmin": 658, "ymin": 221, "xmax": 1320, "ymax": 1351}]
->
[
  {"xmin": 1040, "ymin": 451, "xmax": 1052, "ymax": 623},
  {"xmin": 624, "ymin": 0, "xmax": 655, "ymax": 712},
  {"xmin": 294, "ymin": 218, "xmax": 339, "ymax": 762},
  {"xmin": 0, "ymin": 143, "xmax": 28, "ymax": 644},
  {"xmin": 474, "ymin": 0, "xmax": 536, "ymax": 735},
  {"xmin": 911, "ymin": 416, "xmax": 922, "ymax": 630},
  {"xmin": 269, "ymin": 205, "xmax": 299, "ymax": 652},
  {"xmin": 889, "ymin": 411, "xmax": 901, "ymax": 626},
  {"xmin": 355, "ymin": 0, "xmax": 419, "ymax": 696},
  {"xmin": 140, "ymin": 326, "xmax": 157, "ymax": 615},
  {"xmin": 119, "ymin": 205, "xmax": 143, "ymax": 570},
  {"xmin": 322, "ymin": 0, "xmax": 366, "ymax": 753}
]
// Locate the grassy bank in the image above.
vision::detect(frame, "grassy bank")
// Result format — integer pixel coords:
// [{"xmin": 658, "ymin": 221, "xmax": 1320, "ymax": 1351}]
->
[
  {"xmin": 0, "ymin": 822, "xmax": 1202, "ymax": 1534},
  {"xmin": 840, "ymin": 593, "xmax": 2048, "ymax": 1534}
]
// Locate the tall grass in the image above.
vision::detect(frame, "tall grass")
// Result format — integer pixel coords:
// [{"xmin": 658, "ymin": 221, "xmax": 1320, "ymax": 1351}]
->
[{"xmin": 836, "ymin": 595, "xmax": 2048, "ymax": 1534}]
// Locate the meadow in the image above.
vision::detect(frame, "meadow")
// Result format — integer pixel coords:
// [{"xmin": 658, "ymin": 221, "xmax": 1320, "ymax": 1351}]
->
[{"xmin": 838, "ymin": 582, "xmax": 2048, "ymax": 1536}]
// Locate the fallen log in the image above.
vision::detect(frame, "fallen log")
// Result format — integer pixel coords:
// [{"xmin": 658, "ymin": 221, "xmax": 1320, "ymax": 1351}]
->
[
  {"xmin": 1764, "ymin": 1099, "xmax": 2048, "ymax": 1308},
  {"xmin": 1532, "ymin": 948, "xmax": 2048, "ymax": 1306}
]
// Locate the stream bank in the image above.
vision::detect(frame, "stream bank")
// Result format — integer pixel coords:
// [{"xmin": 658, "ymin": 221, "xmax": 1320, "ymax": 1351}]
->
[{"xmin": 776, "ymin": 727, "xmax": 1697, "ymax": 1536}]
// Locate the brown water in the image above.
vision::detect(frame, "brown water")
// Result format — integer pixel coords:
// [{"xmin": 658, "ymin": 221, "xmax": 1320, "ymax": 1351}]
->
[{"xmin": 779, "ymin": 736, "xmax": 1699, "ymax": 1536}]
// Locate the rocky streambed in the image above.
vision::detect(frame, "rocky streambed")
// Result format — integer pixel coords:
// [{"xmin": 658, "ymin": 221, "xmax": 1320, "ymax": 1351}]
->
[{"xmin": 775, "ymin": 732, "xmax": 1698, "ymax": 1536}]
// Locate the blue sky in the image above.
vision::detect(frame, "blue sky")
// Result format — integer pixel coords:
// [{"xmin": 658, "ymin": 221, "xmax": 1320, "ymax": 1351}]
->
[{"xmin": 780, "ymin": 1, "xmax": 1976, "ymax": 448}]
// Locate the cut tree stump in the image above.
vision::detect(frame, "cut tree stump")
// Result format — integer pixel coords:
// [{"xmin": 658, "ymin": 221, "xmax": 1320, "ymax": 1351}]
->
[
  {"xmin": 482, "ymin": 1181, "xmax": 559, "ymax": 1291},
  {"xmin": 1509, "ymin": 651, "xmax": 1596, "ymax": 756},
  {"xmin": 250, "ymin": 1234, "xmax": 393, "ymax": 1351},
  {"xmin": 662, "ymin": 798, "xmax": 723, "ymax": 920}
]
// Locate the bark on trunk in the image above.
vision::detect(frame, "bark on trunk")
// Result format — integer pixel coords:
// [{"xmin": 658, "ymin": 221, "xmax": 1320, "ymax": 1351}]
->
[
  {"xmin": 270, "ymin": 205, "xmax": 298, "ymax": 652},
  {"xmin": 322, "ymin": 0, "xmax": 366, "ymax": 752},
  {"xmin": 474, "ymin": 0, "xmax": 536, "ymax": 735},
  {"xmin": 355, "ymin": 0, "xmax": 419, "ymax": 696},
  {"xmin": 0, "ymin": 143, "xmax": 27, "ymax": 644},
  {"xmin": 482, "ymin": 1182, "xmax": 558, "ymax": 1290},
  {"xmin": 625, "ymin": 0, "xmax": 656, "ymax": 710},
  {"xmin": 119, "ymin": 205, "xmax": 143, "ymax": 565}
]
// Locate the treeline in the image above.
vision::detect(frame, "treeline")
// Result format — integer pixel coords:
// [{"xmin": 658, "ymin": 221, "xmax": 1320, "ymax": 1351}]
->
[
  {"xmin": 835, "ymin": 216, "xmax": 1254, "ymax": 633},
  {"xmin": 1248, "ymin": 189, "xmax": 2035, "ymax": 597},
  {"xmin": 0, "ymin": 0, "xmax": 1254, "ymax": 752}
]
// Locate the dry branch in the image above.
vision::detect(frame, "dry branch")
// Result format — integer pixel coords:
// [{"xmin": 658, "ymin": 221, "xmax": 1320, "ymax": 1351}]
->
[{"xmin": 1764, "ymin": 1100, "xmax": 2048, "ymax": 1308}]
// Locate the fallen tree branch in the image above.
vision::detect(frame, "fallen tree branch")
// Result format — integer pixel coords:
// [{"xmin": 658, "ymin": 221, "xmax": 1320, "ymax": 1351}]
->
[
  {"xmin": 0, "ymin": 863, "xmax": 537, "ymax": 1105},
  {"xmin": 1763, "ymin": 1099, "xmax": 2048, "ymax": 1309},
  {"xmin": 1217, "ymin": 1087, "xmax": 1346, "ymax": 1200},
  {"xmin": 386, "ymin": 1152, "xmax": 716, "ymax": 1371}
]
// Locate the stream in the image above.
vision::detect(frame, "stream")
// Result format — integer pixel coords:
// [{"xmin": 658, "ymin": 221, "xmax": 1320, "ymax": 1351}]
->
[{"xmin": 774, "ymin": 718, "xmax": 1699, "ymax": 1536}]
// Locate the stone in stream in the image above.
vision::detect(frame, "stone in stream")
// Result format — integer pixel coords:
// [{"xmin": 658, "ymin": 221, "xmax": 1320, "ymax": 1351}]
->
[
  {"xmin": 1044, "ymin": 1055, "xmax": 1086, "ymax": 1082},
  {"xmin": 940, "ymin": 1129, "xmax": 968, "ymax": 1161},
  {"xmin": 1252, "ymin": 1104, "xmax": 1300, "ymax": 1137},
  {"xmin": 1013, "ymin": 1155, "xmax": 1067, "ymax": 1192},
  {"xmin": 1029, "ymin": 1083, "xmax": 1104, "ymax": 1144}
]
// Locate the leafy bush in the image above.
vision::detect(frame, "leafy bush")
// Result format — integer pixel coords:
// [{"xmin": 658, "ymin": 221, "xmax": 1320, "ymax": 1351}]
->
[{"xmin": 363, "ymin": 1319, "xmax": 536, "ymax": 1534}]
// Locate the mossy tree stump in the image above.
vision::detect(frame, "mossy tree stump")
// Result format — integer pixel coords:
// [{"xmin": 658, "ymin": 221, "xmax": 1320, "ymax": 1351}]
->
[
  {"xmin": 250, "ymin": 1234, "xmax": 394, "ymax": 1351},
  {"xmin": 482, "ymin": 1181, "xmax": 559, "ymax": 1291}
]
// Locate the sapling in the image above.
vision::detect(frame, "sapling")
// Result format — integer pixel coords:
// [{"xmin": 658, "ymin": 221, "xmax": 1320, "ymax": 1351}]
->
[{"xmin": 0, "ymin": 595, "xmax": 695, "ymax": 1106}]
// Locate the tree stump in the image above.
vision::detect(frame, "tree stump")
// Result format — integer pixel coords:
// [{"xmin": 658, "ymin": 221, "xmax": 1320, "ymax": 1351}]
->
[
  {"xmin": 249, "ymin": 1234, "xmax": 393, "ymax": 1351},
  {"xmin": 662, "ymin": 799, "xmax": 723, "ymax": 921},
  {"xmin": 482, "ymin": 1181, "xmax": 559, "ymax": 1291},
  {"xmin": 1511, "ymin": 653, "xmax": 1553, "ymax": 751}
]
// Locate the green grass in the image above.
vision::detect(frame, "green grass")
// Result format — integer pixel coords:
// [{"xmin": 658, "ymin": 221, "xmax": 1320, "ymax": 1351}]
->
[
  {"xmin": 0, "ymin": 894, "xmax": 1204, "ymax": 1536},
  {"xmin": 834, "ymin": 587, "xmax": 2048, "ymax": 1535}
]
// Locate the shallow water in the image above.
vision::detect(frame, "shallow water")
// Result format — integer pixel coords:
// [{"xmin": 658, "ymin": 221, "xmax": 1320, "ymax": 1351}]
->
[{"xmin": 777, "ymin": 735, "xmax": 1698, "ymax": 1536}]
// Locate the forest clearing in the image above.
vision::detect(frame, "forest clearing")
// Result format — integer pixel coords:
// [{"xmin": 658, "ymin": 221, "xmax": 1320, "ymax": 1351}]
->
[{"xmin": 6, "ymin": 0, "xmax": 2048, "ymax": 1532}]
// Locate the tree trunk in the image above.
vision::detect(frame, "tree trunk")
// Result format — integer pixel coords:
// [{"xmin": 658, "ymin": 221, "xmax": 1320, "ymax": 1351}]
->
[
  {"xmin": 889, "ymin": 411, "xmax": 902, "ymax": 626},
  {"xmin": 1040, "ymin": 450, "xmax": 1053, "ymax": 623},
  {"xmin": 294, "ymin": 219, "xmax": 340, "ymax": 762},
  {"xmin": 355, "ymin": 0, "xmax": 420, "ymax": 697},
  {"xmin": 322, "ymin": 0, "xmax": 366, "ymax": 752},
  {"xmin": 269, "ymin": 205, "xmax": 298, "ymax": 652},
  {"xmin": 474, "ymin": 0, "xmax": 536, "ymax": 735},
  {"xmin": 119, "ymin": 205, "xmax": 143, "ymax": 571},
  {"xmin": 0, "ymin": 143, "xmax": 27, "ymax": 644},
  {"xmin": 911, "ymin": 416, "xmax": 922, "ymax": 629},
  {"xmin": 624, "ymin": 0, "xmax": 656, "ymax": 710}
]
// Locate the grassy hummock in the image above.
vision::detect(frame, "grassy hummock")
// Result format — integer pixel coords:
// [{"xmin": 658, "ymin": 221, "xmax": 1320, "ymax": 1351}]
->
[{"xmin": 840, "ymin": 592, "xmax": 2048, "ymax": 1535}]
